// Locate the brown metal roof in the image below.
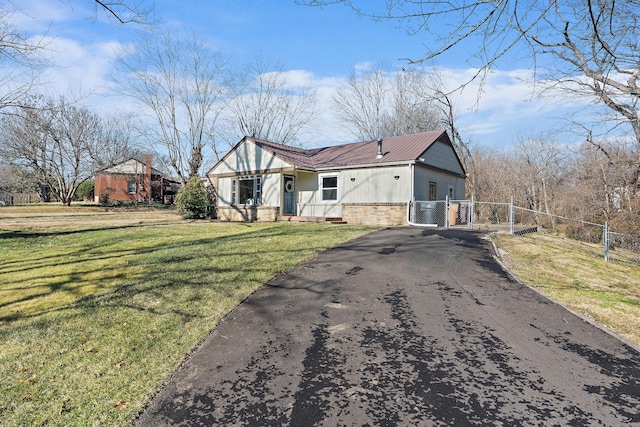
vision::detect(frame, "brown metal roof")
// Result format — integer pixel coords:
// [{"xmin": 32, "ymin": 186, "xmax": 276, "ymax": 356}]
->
[{"xmin": 251, "ymin": 130, "xmax": 447, "ymax": 170}]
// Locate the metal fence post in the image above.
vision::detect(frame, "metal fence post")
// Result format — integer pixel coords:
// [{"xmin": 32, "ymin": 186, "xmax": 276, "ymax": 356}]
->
[
  {"xmin": 603, "ymin": 221, "xmax": 609, "ymax": 262},
  {"xmin": 509, "ymin": 195, "xmax": 514, "ymax": 234},
  {"xmin": 469, "ymin": 195, "xmax": 474, "ymax": 229},
  {"xmin": 445, "ymin": 195, "xmax": 450, "ymax": 228}
]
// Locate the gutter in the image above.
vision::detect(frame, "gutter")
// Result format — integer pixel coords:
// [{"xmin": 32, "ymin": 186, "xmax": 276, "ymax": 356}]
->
[{"xmin": 312, "ymin": 160, "xmax": 414, "ymax": 172}]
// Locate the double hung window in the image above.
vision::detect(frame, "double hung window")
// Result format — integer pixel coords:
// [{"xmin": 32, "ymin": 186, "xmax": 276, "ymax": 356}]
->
[
  {"xmin": 232, "ymin": 176, "xmax": 261, "ymax": 206},
  {"xmin": 321, "ymin": 175, "xmax": 338, "ymax": 201}
]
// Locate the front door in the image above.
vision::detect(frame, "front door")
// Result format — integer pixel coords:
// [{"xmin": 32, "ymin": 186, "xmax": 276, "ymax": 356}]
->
[{"xmin": 283, "ymin": 175, "xmax": 296, "ymax": 215}]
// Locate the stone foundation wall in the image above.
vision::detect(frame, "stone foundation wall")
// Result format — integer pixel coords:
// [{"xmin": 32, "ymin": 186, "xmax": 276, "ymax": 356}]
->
[
  {"xmin": 342, "ymin": 202, "xmax": 407, "ymax": 226},
  {"xmin": 216, "ymin": 206, "xmax": 279, "ymax": 222}
]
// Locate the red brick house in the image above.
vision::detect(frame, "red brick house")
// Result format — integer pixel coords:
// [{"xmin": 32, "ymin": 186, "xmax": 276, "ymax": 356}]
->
[{"xmin": 94, "ymin": 154, "xmax": 179, "ymax": 203}]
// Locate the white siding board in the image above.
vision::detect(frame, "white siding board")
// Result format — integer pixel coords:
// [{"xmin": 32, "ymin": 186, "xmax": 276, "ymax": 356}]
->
[
  {"xmin": 103, "ymin": 159, "xmax": 145, "ymax": 174},
  {"xmin": 340, "ymin": 166, "xmax": 411, "ymax": 203},
  {"xmin": 261, "ymin": 173, "xmax": 280, "ymax": 206},
  {"xmin": 216, "ymin": 177, "xmax": 233, "ymax": 206},
  {"xmin": 211, "ymin": 140, "xmax": 292, "ymax": 175}
]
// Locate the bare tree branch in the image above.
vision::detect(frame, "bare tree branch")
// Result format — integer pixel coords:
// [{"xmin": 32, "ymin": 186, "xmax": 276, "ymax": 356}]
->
[
  {"xmin": 112, "ymin": 30, "xmax": 232, "ymax": 182},
  {"xmin": 227, "ymin": 56, "xmax": 319, "ymax": 146},
  {"xmin": 333, "ymin": 65, "xmax": 443, "ymax": 140},
  {"xmin": 301, "ymin": 0, "xmax": 640, "ymax": 151}
]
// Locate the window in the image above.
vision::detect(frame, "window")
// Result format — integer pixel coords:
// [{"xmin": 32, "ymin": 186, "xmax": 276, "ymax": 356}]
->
[
  {"xmin": 127, "ymin": 181, "xmax": 137, "ymax": 194},
  {"xmin": 428, "ymin": 181, "xmax": 437, "ymax": 201},
  {"xmin": 231, "ymin": 179, "xmax": 236, "ymax": 205},
  {"xmin": 232, "ymin": 176, "xmax": 261, "ymax": 206},
  {"xmin": 321, "ymin": 175, "xmax": 338, "ymax": 201}
]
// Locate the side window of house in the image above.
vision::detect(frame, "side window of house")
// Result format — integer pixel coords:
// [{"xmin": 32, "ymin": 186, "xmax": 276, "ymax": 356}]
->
[
  {"xmin": 428, "ymin": 181, "xmax": 437, "ymax": 201},
  {"xmin": 231, "ymin": 179, "xmax": 236, "ymax": 205},
  {"xmin": 233, "ymin": 176, "xmax": 262, "ymax": 206},
  {"xmin": 127, "ymin": 181, "xmax": 137, "ymax": 194},
  {"xmin": 321, "ymin": 175, "xmax": 338, "ymax": 201}
]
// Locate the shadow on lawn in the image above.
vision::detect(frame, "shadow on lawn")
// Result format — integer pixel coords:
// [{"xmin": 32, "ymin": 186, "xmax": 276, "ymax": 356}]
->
[
  {"xmin": 0, "ymin": 222, "xmax": 178, "ymax": 240},
  {"xmin": 0, "ymin": 223, "xmax": 358, "ymax": 324}
]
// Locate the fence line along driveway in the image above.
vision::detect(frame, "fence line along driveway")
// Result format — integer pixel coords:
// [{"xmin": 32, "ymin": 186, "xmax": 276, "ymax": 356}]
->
[{"xmin": 136, "ymin": 227, "xmax": 640, "ymax": 426}]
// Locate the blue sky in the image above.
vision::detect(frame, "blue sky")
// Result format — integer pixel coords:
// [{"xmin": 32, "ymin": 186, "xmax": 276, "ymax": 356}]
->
[{"xmin": 8, "ymin": 0, "xmax": 596, "ymax": 153}]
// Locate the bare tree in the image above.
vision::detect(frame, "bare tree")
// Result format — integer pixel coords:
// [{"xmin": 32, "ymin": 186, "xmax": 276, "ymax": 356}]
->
[
  {"xmin": 334, "ymin": 66, "xmax": 443, "ymax": 140},
  {"xmin": 303, "ymin": 1, "xmax": 640, "ymax": 148},
  {"xmin": 227, "ymin": 56, "xmax": 318, "ymax": 146},
  {"xmin": 333, "ymin": 67, "xmax": 386, "ymax": 140},
  {"xmin": 565, "ymin": 138, "xmax": 640, "ymax": 228},
  {"xmin": 0, "ymin": 0, "xmax": 153, "ymax": 117},
  {"xmin": 0, "ymin": 4, "xmax": 49, "ymax": 114},
  {"xmin": 0, "ymin": 97, "xmax": 103, "ymax": 205},
  {"xmin": 113, "ymin": 30, "xmax": 233, "ymax": 182},
  {"xmin": 0, "ymin": 163, "xmax": 38, "ymax": 193},
  {"xmin": 468, "ymin": 146, "xmax": 510, "ymax": 202},
  {"xmin": 91, "ymin": 113, "xmax": 141, "ymax": 169},
  {"xmin": 415, "ymin": 68, "xmax": 475, "ymax": 186},
  {"xmin": 507, "ymin": 135, "xmax": 568, "ymax": 225}
]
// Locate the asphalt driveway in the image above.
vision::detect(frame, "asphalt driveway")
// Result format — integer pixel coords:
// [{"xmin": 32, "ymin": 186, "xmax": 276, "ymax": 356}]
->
[{"xmin": 135, "ymin": 227, "xmax": 640, "ymax": 426}]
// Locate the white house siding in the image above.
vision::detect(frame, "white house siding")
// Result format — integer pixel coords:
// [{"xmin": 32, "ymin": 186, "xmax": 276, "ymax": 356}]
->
[
  {"xmin": 414, "ymin": 165, "xmax": 465, "ymax": 200},
  {"xmin": 261, "ymin": 173, "xmax": 281, "ymax": 207},
  {"xmin": 296, "ymin": 166, "xmax": 411, "ymax": 219},
  {"xmin": 296, "ymin": 171, "xmax": 341, "ymax": 217},
  {"xmin": 103, "ymin": 159, "xmax": 145, "ymax": 174},
  {"xmin": 420, "ymin": 141, "xmax": 465, "ymax": 176},
  {"xmin": 212, "ymin": 140, "xmax": 291, "ymax": 175},
  {"xmin": 340, "ymin": 166, "xmax": 412, "ymax": 203}
]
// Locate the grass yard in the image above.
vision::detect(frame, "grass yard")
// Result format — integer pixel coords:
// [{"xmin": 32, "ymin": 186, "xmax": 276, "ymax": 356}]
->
[
  {"xmin": 492, "ymin": 232, "xmax": 640, "ymax": 347},
  {"xmin": 0, "ymin": 205, "xmax": 375, "ymax": 426}
]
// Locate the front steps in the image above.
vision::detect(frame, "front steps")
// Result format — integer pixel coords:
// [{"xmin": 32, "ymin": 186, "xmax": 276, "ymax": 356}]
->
[{"xmin": 277, "ymin": 215, "xmax": 347, "ymax": 224}]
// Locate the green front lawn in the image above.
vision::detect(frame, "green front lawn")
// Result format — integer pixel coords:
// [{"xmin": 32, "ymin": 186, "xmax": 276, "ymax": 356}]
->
[{"xmin": 0, "ymin": 217, "xmax": 374, "ymax": 426}]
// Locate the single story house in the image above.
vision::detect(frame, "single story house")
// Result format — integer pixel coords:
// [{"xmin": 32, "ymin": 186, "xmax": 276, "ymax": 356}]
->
[
  {"xmin": 207, "ymin": 130, "xmax": 466, "ymax": 226},
  {"xmin": 94, "ymin": 154, "xmax": 180, "ymax": 204}
]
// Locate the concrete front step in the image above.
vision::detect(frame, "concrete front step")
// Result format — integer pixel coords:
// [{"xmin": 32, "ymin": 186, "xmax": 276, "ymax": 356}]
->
[{"xmin": 277, "ymin": 215, "xmax": 347, "ymax": 224}]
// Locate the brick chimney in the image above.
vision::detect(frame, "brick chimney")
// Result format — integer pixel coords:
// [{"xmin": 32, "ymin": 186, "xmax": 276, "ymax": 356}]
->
[{"xmin": 145, "ymin": 154, "xmax": 152, "ymax": 201}]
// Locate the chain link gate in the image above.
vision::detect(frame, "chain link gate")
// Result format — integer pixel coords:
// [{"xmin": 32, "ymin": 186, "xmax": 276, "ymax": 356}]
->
[{"xmin": 409, "ymin": 198, "xmax": 472, "ymax": 227}]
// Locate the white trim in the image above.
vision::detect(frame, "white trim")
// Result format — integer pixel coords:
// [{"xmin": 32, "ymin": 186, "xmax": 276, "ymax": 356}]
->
[{"xmin": 319, "ymin": 172, "xmax": 339, "ymax": 203}]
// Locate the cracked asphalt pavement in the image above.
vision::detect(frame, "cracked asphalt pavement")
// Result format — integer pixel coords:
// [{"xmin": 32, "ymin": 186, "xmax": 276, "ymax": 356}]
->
[{"xmin": 135, "ymin": 227, "xmax": 640, "ymax": 426}]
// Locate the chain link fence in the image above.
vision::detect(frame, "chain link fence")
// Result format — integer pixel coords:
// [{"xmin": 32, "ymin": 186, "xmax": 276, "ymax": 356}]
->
[
  {"xmin": 409, "ymin": 199, "xmax": 471, "ymax": 227},
  {"xmin": 409, "ymin": 198, "xmax": 640, "ymax": 264}
]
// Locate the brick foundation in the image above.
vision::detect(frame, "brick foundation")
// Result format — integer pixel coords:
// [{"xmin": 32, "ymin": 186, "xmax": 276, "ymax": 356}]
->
[
  {"xmin": 216, "ymin": 206, "xmax": 279, "ymax": 222},
  {"xmin": 342, "ymin": 203, "xmax": 407, "ymax": 226}
]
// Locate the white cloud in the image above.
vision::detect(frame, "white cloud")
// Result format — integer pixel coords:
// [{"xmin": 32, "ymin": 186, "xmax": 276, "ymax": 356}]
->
[
  {"xmin": 7, "ymin": 0, "xmax": 82, "ymax": 32},
  {"xmin": 32, "ymin": 36, "xmax": 128, "ymax": 108},
  {"xmin": 428, "ymin": 66, "xmax": 599, "ymax": 145},
  {"xmin": 353, "ymin": 61, "xmax": 377, "ymax": 73}
]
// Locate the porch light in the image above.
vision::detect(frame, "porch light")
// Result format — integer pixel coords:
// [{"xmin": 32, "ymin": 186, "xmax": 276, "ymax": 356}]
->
[
  {"xmin": 350, "ymin": 177, "xmax": 356, "ymax": 182},
  {"xmin": 394, "ymin": 175, "xmax": 400, "ymax": 180}
]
